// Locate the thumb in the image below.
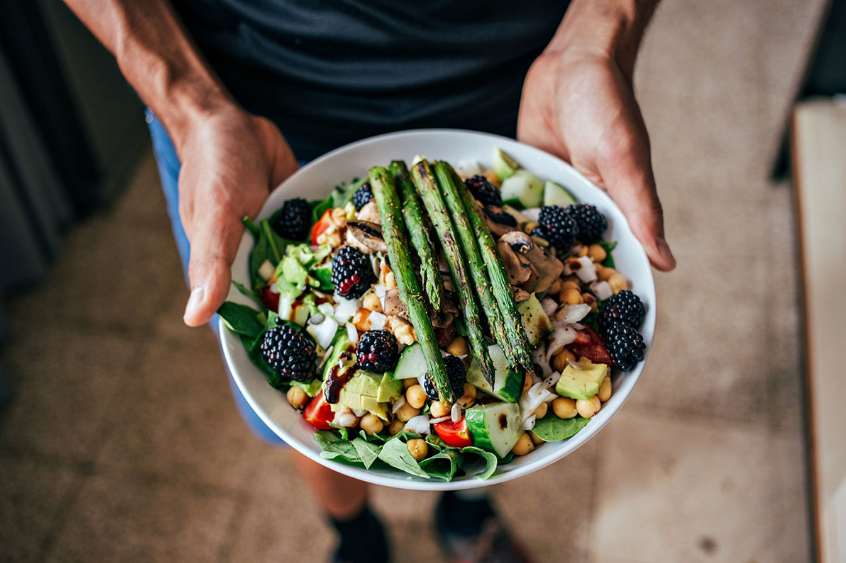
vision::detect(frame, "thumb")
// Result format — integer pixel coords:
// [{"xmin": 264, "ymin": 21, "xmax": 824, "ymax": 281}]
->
[
  {"xmin": 183, "ymin": 209, "xmax": 244, "ymax": 327},
  {"xmin": 600, "ymin": 136, "xmax": 676, "ymax": 272}
]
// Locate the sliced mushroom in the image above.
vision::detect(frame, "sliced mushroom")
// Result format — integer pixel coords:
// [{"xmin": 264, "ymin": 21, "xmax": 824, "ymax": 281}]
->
[
  {"xmin": 484, "ymin": 205, "xmax": 519, "ymax": 238},
  {"xmin": 512, "ymin": 286, "xmax": 532, "ymax": 302},
  {"xmin": 356, "ymin": 200, "xmax": 381, "ymax": 224},
  {"xmin": 384, "ymin": 288, "xmax": 408, "ymax": 320},
  {"xmin": 499, "ymin": 231, "xmax": 564, "ymax": 294},
  {"xmin": 345, "ymin": 220, "xmax": 387, "ymax": 254},
  {"xmin": 497, "ymin": 235, "xmax": 536, "ymax": 285}
]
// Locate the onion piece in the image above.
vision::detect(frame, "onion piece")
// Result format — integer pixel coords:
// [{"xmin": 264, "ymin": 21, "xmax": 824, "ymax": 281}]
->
[
  {"xmin": 346, "ymin": 323, "xmax": 359, "ymax": 344},
  {"xmin": 455, "ymin": 159, "xmax": 482, "ymax": 177},
  {"xmin": 307, "ymin": 317, "xmax": 339, "ymax": 349},
  {"xmin": 333, "ymin": 297, "xmax": 361, "ymax": 324},
  {"xmin": 558, "ymin": 303, "xmax": 592, "ymax": 325},
  {"xmin": 352, "ymin": 408, "xmax": 367, "ymax": 418},
  {"xmin": 368, "ymin": 311, "xmax": 387, "ymax": 330},
  {"xmin": 318, "ymin": 346, "xmax": 335, "ymax": 370},
  {"xmin": 392, "ymin": 396, "xmax": 407, "ymax": 414},
  {"xmin": 533, "ymin": 344, "xmax": 552, "ymax": 378},
  {"xmin": 541, "ymin": 297, "xmax": 558, "ymax": 317},
  {"xmin": 521, "ymin": 207, "xmax": 541, "ymax": 223},
  {"xmin": 317, "ymin": 302, "xmax": 335, "ymax": 317},
  {"xmin": 592, "ymin": 281, "xmax": 613, "ymax": 301},
  {"xmin": 547, "ymin": 326, "xmax": 577, "ymax": 359},
  {"xmin": 523, "ymin": 414, "xmax": 537, "ymax": 431},
  {"xmin": 519, "ymin": 382, "xmax": 556, "ymax": 421},
  {"xmin": 308, "ymin": 313, "xmax": 325, "ymax": 325},
  {"xmin": 567, "ymin": 358, "xmax": 583, "ymax": 370},
  {"xmin": 575, "ymin": 255, "xmax": 597, "ymax": 282},
  {"xmin": 258, "ymin": 259, "xmax": 275, "ymax": 281},
  {"xmin": 541, "ymin": 371, "xmax": 561, "ymax": 389},
  {"xmin": 404, "ymin": 415, "xmax": 431, "ymax": 435},
  {"xmin": 429, "ymin": 415, "xmax": 451, "ymax": 425}
]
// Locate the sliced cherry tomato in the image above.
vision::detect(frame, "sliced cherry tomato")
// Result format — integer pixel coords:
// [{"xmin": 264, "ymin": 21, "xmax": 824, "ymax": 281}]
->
[
  {"xmin": 259, "ymin": 286, "xmax": 280, "ymax": 312},
  {"xmin": 568, "ymin": 327, "xmax": 615, "ymax": 366},
  {"xmin": 310, "ymin": 209, "xmax": 334, "ymax": 246},
  {"xmin": 434, "ymin": 418, "xmax": 473, "ymax": 448},
  {"xmin": 302, "ymin": 393, "xmax": 335, "ymax": 430}
]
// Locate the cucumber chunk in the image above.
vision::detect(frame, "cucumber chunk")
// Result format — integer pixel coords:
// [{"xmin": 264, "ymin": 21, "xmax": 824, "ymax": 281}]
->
[
  {"xmin": 517, "ymin": 294, "xmax": 553, "ymax": 346},
  {"xmin": 492, "ymin": 148, "xmax": 519, "ymax": 181},
  {"xmin": 467, "ymin": 345, "xmax": 524, "ymax": 403},
  {"xmin": 393, "ymin": 343, "xmax": 427, "ymax": 379},
  {"xmin": 543, "ymin": 180, "xmax": 577, "ymax": 207},
  {"xmin": 465, "ymin": 402, "xmax": 523, "ymax": 458},
  {"xmin": 500, "ymin": 170, "xmax": 544, "ymax": 209}
]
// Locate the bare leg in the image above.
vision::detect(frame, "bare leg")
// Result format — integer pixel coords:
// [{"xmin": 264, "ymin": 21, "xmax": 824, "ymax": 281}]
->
[{"xmin": 292, "ymin": 450, "xmax": 369, "ymax": 519}]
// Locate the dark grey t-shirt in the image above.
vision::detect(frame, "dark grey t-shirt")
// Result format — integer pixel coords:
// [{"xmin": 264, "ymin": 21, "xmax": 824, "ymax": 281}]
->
[{"xmin": 172, "ymin": 1, "xmax": 569, "ymax": 160}]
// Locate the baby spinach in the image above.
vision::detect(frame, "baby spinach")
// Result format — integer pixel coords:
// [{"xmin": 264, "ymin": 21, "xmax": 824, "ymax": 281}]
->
[
  {"xmin": 531, "ymin": 416, "xmax": 589, "ymax": 442},
  {"xmin": 310, "ymin": 196, "xmax": 334, "ymax": 224},
  {"xmin": 314, "ymin": 430, "xmax": 361, "ymax": 463},
  {"xmin": 247, "ymin": 218, "xmax": 294, "ymax": 290},
  {"xmin": 461, "ymin": 446, "xmax": 499, "ymax": 480},
  {"xmin": 217, "ymin": 302, "xmax": 265, "ymax": 340},
  {"xmin": 331, "ymin": 176, "xmax": 368, "ymax": 208},
  {"xmin": 351, "ymin": 437, "xmax": 381, "ymax": 469},
  {"xmin": 377, "ymin": 437, "xmax": 430, "ymax": 478},
  {"xmin": 599, "ymin": 241, "xmax": 617, "ymax": 269},
  {"xmin": 419, "ymin": 449, "xmax": 464, "ymax": 482}
]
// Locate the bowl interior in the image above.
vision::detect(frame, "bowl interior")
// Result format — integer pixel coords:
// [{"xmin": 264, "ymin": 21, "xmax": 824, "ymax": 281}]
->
[{"xmin": 220, "ymin": 129, "xmax": 656, "ymax": 490}]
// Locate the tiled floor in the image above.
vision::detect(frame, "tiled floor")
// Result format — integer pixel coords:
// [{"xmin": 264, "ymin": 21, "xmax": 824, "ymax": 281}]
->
[{"xmin": 0, "ymin": 1, "xmax": 825, "ymax": 562}]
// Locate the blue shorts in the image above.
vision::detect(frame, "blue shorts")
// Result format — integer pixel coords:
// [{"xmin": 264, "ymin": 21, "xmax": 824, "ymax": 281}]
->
[{"xmin": 146, "ymin": 110, "xmax": 285, "ymax": 445}]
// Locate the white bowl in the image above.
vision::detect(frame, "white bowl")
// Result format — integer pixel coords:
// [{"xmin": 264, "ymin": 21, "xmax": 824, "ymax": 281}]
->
[{"xmin": 220, "ymin": 129, "xmax": 656, "ymax": 490}]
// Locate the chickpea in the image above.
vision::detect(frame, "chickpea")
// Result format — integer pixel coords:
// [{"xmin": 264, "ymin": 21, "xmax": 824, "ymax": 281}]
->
[
  {"xmin": 362, "ymin": 292, "xmax": 383, "ymax": 313},
  {"xmin": 534, "ymin": 402, "xmax": 548, "ymax": 419},
  {"xmin": 582, "ymin": 293, "xmax": 598, "ymax": 313},
  {"xmin": 529, "ymin": 431, "xmax": 544, "ymax": 445},
  {"xmin": 457, "ymin": 383, "xmax": 476, "ymax": 408},
  {"xmin": 552, "ymin": 349, "xmax": 576, "ymax": 373},
  {"xmin": 524, "ymin": 221, "xmax": 539, "ymax": 235},
  {"xmin": 548, "ymin": 278, "xmax": 563, "ymax": 296},
  {"xmin": 608, "ymin": 273, "xmax": 628, "ymax": 294},
  {"xmin": 552, "ymin": 397, "xmax": 578, "ymax": 419},
  {"xmin": 384, "ymin": 271, "xmax": 397, "ymax": 289},
  {"xmin": 402, "ymin": 378, "xmax": 417, "ymax": 389},
  {"xmin": 407, "ymin": 439, "xmax": 429, "ymax": 462},
  {"xmin": 561, "ymin": 280, "xmax": 581, "ymax": 292},
  {"xmin": 379, "ymin": 262, "xmax": 391, "ymax": 285},
  {"xmin": 482, "ymin": 170, "xmax": 501, "ymax": 187},
  {"xmin": 522, "ymin": 372, "xmax": 532, "ymax": 394},
  {"xmin": 430, "ymin": 401, "xmax": 451, "ymax": 418},
  {"xmin": 406, "ymin": 385, "xmax": 428, "ymax": 409},
  {"xmin": 597, "ymin": 376, "xmax": 612, "ymax": 402},
  {"xmin": 576, "ymin": 396, "xmax": 602, "ymax": 418},
  {"xmin": 353, "ymin": 308, "xmax": 372, "ymax": 331},
  {"xmin": 395, "ymin": 402, "xmax": 421, "ymax": 422},
  {"xmin": 446, "ymin": 336, "xmax": 469, "ymax": 357},
  {"xmin": 577, "ymin": 245, "xmax": 589, "ymax": 257},
  {"xmin": 561, "ymin": 288, "xmax": 583, "ymax": 305},
  {"xmin": 511, "ymin": 433, "xmax": 535, "ymax": 456},
  {"xmin": 286, "ymin": 386, "xmax": 309, "ymax": 409},
  {"xmin": 388, "ymin": 419, "xmax": 405, "ymax": 436},
  {"xmin": 360, "ymin": 414, "xmax": 384, "ymax": 435},
  {"xmin": 588, "ymin": 244, "xmax": 607, "ymax": 262},
  {"xmin": 599, "ymin": 266, "xmax": 616, "ymax": 282}
]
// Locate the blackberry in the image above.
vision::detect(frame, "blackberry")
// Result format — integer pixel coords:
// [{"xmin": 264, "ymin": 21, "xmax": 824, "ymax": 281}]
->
[
  {"xmin": 352, "ymin": 182, "xmax": 374, "ymax": 211},
  {"xmin": 566, "ymin": 204, "xmax": 607, "ymax": 244},
  {"xmin": 465, "ymin": 175, "xmax": 503, "ymax": 208},
  {"xmin": 260, "ymin": 325, "xmax": 317, "ymax": 382},
  {"xmin": 356, "ymin": 330, "xmax": 398, "ymax": 373},
  {"xmin": 483, "ymin": 206, "xmax": 517, "ymax": 227},
  {"xmin": 604, "ymin": 324, "xmax": 646, "ymax": 371},
  {"xmin": 599, "ymin": 290, "xmax": 645, "ymax": 332},
  {"xmin": 537, "ymin": 205, "xmax": 579, "ymax": 251},
  {"xmin": 423, "ymin": 355, "xmax": 466, "ymax": 401},
  {"xmin": 273, "ymin": 198, "xmax": 311, "ymax": 241},
  {"xmin": 331, "ymin": 246, "xmax": 376, "ymax": 299}
]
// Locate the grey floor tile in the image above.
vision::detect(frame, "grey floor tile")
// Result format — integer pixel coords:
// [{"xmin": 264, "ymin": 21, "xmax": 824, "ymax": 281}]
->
[
  {"xmin": 0, "ymin": 328, "xmax": 140, "ymax": 462},
  {"xmin": 0, "ymin": 455, "xmax": 81, "ymax": 563},
  {"xmin": 45, "ymin": 473, "xmax": 238, "ymax": 563},
  {"xmin": 588, "ymin": 409, "xmax": 807, "ymax": 563},
  {"xmin": 94, "ymin": 327, "xmax": 270, "ymax": 493}
]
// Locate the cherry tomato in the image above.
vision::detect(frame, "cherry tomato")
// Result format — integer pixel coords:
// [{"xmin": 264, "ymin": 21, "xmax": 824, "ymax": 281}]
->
[
  {"xmin": 434, "ymin": 418, "xmax": 473, "ymax": 448},
  {"xmin": 310, "ymin": 209, "xmax": 334, "ymax": 246},
  {"xmin": 259, "ymin": 286, "xmax": 280, "ymax": 312},
  {"xmin": 302, "ymin": 393, "xmax": 335, "ymax": 430},
  {"xmin": 568, "ymin": 327, "xmax": 615, "ymax": 366}
]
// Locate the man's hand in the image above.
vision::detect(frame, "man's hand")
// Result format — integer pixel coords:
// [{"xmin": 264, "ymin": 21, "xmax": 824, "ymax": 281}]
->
[
  {"xmin": 179, "ymin": 107, "xmax": 299, "ymax": 326},
  {"xmin": 517, "ymin": 1, "xmax": 675, "ymax": 271}
]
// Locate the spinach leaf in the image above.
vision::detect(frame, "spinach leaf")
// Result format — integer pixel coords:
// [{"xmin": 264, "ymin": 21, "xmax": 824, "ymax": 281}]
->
[
  {"xmin": 249, "ymin": 219, "xmax": 294, "ymax": 290},
  {"xmin": 327, "ymin": 423, "xmax": 350, "ymax": 441},
  {"xmin": 582, "ymin": 312, "xmax": 600, "ymax": 333},
  {"xmin": 290, "ymin": 378, "xmax": 322, "ymax": 397},
  {"xmin": 332, "ymin": 176, "xmax": 368, "ymax": 208},
  {"xmin": 232, "ymin": 281, "xmax": 266, "ymax": 310},
  {"xmin": 309, "ymin": 265, "xmax": 334, "ymax": 291},
  {"xmin": 599, "ymin": 241, "xmax": 617, "ymax": 269},
  {"xmin": 351, "ymin": 437, "xmax": 381, "ymax": 469},
  {"xmin": 419, "ymin": 450, "xmax": 464, "ymax": 482},
  {"xmin": 532, "ymin": 416, "xmax": 589, "ymax": 442},
  {"xmin": 461, "ymin": 446, "xmax": 499, "ymax": 480},
  {"xmin": 310, "ymin": 196, "xmax": 334, "ymax": 225},
  {"xmin": 314, "ymin": 430, "xmax": 361, "ymax": 463},
  {"xmin": 377, "ymin": 437, "xmax": 430, "ymax": 478},
  {"xmin": 218, "ymin": 302, "xmax": 264, "ymax": 339},
  {"xmin": 359, "ymin": 430, "xmax": 388, "ymax": 443},
  {"xmin": 243, "ymin": 216, "xmax": 261, "ymax": 236}
]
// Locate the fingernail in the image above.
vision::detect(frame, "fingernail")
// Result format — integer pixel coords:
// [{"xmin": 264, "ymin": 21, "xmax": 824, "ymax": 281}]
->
[
  {"xmin": 657, "ymin": 237, "xmax": 676, "ymax": 267},
  {"xmin": 184, "ymin": 286, "xmax": 205, "ymax": 321}
]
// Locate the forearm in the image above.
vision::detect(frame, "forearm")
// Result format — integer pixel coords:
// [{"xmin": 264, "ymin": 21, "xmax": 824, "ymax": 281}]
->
[
  {"xmin": 547, "ymin": 0, "xmax": 658, "ymax": 79},
  {"xmin": 63, "ymin": 0, "xmax": 235, "ymax": 154}
]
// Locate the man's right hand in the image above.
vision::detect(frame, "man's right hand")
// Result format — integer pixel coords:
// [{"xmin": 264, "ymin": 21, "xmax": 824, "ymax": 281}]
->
[{"xmin": 178, "ymin": 107, "xmax": 299, "ymax": 326}]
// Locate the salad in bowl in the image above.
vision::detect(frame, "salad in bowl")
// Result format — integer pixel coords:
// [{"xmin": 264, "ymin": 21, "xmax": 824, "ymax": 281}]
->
[{"xmin": 219, "ymin": 137, "xmax": 652, "ymax": 485}]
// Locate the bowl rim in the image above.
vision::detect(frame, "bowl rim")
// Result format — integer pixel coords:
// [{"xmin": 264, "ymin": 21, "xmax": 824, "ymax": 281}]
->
[{"xmin": 219, "ymin": 128, "xmax": 656, "ymax": 490}]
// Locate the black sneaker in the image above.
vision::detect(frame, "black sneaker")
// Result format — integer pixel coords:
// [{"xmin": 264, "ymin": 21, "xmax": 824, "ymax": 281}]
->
[{"xmin": 331, "ymin": 506, "xmax": 391, "ymax": 563}]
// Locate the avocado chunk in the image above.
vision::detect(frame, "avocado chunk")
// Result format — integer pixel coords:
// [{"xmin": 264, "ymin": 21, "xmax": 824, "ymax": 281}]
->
[
  {"xmin": 555, "ymin": 359, "xmax": 608, "ymax": 400},
  {"xmin": 376, "ymin": 373, "xmax": 402, "ymax": 403},
  {"xmin": 342, "ymin": 370, "xmax": 381, "ymax": 397},
  {"xmin": 360, "ymin": 396, "xmax": 390, "ymax": 420}
]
